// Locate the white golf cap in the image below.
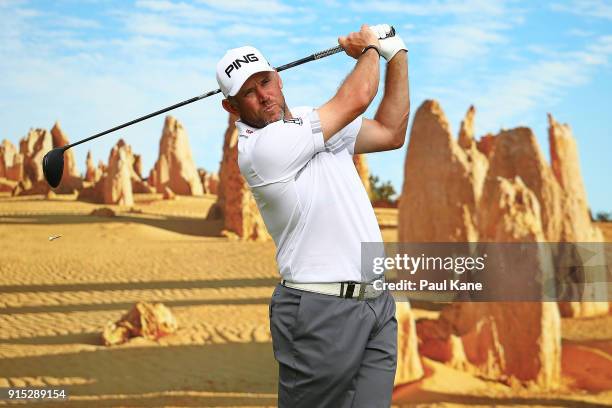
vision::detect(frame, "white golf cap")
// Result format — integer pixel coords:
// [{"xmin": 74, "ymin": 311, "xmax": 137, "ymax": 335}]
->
[{"xmin": 216, "ymin": 46, "xmax": 275, "ymax": 97}]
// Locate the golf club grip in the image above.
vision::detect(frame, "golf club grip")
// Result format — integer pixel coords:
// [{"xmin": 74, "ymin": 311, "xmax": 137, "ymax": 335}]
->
[
  {"xmin": 313, "ymin": 45, "xmax": 344, "ymax": 61},
  {"xmin": 276, "ymin": 25, "xmax": 396, "ymax": 72}
]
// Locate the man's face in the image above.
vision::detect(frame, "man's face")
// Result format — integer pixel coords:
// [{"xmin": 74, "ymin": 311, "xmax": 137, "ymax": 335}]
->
[{"xmin": 226, "ymin": 71, "xmax": 287, "ymax": 128}]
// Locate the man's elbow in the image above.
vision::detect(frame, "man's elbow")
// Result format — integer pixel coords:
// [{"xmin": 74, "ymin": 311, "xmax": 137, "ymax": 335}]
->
[
  {"xmin": 352, "ymin": 83, "xmax": 378, "ymax": 115},
  {"xmin": 391, "ymin": 110, "xmax": 409, "ymax": 150},
  {"xmin": 380, "ymin": 126, "xmax": 406, "ymax": 151},
  {"xmin": 389, "ymin": 132, "xmax": 406, "ymax": 150}
]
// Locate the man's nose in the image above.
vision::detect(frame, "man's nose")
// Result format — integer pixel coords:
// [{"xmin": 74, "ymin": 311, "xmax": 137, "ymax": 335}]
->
[{"xmin": 256, "ymin": 86, "xmax": 269, "ymax": 103}]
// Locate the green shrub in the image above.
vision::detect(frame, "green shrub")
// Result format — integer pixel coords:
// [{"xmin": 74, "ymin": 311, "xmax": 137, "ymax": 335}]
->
[
  {"xmin": 369, "ymin": 174, "xmax": 396, "ymax": 203},
  {"xmin": 595, "ymin": 211, "xmax": 612, "ymax": 222}
]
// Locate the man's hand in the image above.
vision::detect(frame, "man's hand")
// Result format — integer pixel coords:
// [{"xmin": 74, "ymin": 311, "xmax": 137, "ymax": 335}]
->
[
  {"xmin": 318, "ymin": 25, "xmax": 381, "ymax": 141},
  {"xmin": 370, "ymin": 24, "xmax": 407, "ymax": 62},
  {"xmin": 353, "ymin": 25, "xmax": 409, "ymax": 154},
  {"xmin": 338, "ymin": 24, "xmax": 380, "ymax": 59}
]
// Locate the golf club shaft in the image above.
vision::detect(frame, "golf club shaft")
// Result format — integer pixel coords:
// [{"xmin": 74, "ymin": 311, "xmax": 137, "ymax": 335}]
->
[
  {"xmin": 66, "ymin": 89, "xmax": 221, "ymax": 151},
  {"xmin": 65, "ymin": 46, "xmax": 343, "ymax": 151},
  {"xmin": 64, "ymin": 26, "xmax": 395, "ymax": 151}
]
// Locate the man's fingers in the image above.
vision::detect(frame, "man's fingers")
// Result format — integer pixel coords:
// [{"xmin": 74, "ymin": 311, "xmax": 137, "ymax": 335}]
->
[
  {"xmin": 371, "ymin": 25, "xmax": 386, "ymax": 39},
  {"xmin": 339, "ymin": 25, "xmax": 382, "ymax": 59},
  {"xmin": 369, "ymin": 25, "xmax": 381, "ymax": 39},
  {"xmin": 338, "ymin": 36, "xmax": 352, "ymax": 56},
  {"xmin": 361, "ymin": 24, "xmax": 373, "ymax": 39},
  {"xmin": 378, "ymin": 24, "xmax": 392, "ymax": 37},
  {"xmin": 370, "ymin": 24, "xmax": 393, "ymax": 39}
]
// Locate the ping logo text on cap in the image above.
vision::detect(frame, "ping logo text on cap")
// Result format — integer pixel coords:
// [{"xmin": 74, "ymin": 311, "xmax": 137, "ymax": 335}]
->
[{"xmin": 225, "ymin": 53, "xmax": 260, "ymax": 78}]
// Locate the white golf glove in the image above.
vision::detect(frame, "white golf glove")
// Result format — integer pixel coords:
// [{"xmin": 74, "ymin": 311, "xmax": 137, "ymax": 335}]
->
[{"xmin": 369, "ymin": 24, "xmax": 407, "ymax": 62}]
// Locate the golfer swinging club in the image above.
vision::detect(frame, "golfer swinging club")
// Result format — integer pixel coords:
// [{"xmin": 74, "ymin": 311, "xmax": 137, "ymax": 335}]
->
[{"xmin": 216, "ymin": 23, "xmax": 409, "ymax": 407}]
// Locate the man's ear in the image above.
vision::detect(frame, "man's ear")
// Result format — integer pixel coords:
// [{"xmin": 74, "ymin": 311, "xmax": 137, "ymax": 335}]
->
[
  {"xmin": 276, "ymin": 71, "xmax": 283, "ymax": 89},
  {"xmin": 222, "ymin": 98, "xmax": 240, "ymax": 117}
]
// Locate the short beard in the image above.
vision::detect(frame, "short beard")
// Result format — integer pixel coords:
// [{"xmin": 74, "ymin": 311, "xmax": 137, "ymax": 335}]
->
[{"xmin": 263, "ymin": 103, "xmax": 287, "ymax": 126}]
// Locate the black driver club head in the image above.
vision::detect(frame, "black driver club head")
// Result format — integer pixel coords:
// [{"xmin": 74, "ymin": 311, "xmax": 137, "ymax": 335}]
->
[{"xmin": 42, "ymin": 147, "xmax": 65, "ymax": 188}]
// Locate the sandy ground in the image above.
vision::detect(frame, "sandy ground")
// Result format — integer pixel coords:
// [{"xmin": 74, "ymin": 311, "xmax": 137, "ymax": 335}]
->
[
  {"xmin": 600, "ymin": 222, "xmax": 612, "ymax": 242},
  {"xmin": 0, "ymin": 193, "xmax": 610, "ymax": 407}
]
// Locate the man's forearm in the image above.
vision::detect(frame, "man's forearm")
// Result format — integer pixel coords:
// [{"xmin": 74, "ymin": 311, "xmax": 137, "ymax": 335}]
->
[
  {"xmin": 374, "ymin": 51, "xmax": 409, "ymax": 144},
  {"xmin": 319, "ymin": 24, "xmax": 382, "ymax": 140},
  {"xmin": 338, "ymin": 49, "xmax": 380, "ymax": 113},
  {"xmin": 319, "ymin": 48, "xmax": 380, "ymax": 141}
]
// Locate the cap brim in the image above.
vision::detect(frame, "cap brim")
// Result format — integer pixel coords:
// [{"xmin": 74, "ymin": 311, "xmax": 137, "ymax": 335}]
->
[{"xmin": 227, "ymin": 66, "xmax": 275, "ymax": 97}]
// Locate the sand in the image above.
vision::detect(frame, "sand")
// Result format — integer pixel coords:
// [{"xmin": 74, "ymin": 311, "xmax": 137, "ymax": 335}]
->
[{"xmin": 0, "ymin": 193, "xmax": 610, "ymax": 407}]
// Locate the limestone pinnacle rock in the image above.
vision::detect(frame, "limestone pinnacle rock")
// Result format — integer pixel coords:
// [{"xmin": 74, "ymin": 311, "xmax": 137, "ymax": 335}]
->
[{"xmin": 149, "ymin": 115, "xmax": 203, "ymax": 196}]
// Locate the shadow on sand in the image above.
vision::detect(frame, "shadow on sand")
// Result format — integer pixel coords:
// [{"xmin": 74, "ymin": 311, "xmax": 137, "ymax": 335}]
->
[
  {"xmin": 0, "ymin": 213, "xmax": 224, "ymax": 238},
  {"xmin": 0, "ymin": 342, "xmax": 278, "ymax": 407},
  {"xmin": 25, "ymin": 394, "xmax": 278, "ymax": 407},
  {"xmin": 0, "ymin": 297, "xmax": 271, "ymax": 316},
  {"xmin": 0, "ymin": 278, "xmax": 280, "ymax": 294},
  {"xmin": 394, "ymin": 391, "xmax": 606, "ymax": 408},
  {"xmin": 393, "ymin": 363, "xmax": 609, "ymax": 408}
]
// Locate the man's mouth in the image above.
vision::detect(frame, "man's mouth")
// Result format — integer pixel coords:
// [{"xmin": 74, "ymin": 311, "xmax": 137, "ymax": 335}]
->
[{"xmin": 263, "ymin": 104, "xmax": 277, "ymax": 114}]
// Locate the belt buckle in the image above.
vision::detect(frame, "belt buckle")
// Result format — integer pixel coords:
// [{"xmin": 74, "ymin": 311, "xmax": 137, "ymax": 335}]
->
[
  {"xmin": 341, "ymin": 281, "xmax": 367, "ymax": 300},
  {"xmin": 343, "ymin": 282, "xmax": 356, "ymax": 298},
  {"xmin": 357, "ymin": 283, "xmax": 366, "ymax": 301},
  {"xmin": 342, "ymin": 281, "xmax": 379, "ymax": 300}
]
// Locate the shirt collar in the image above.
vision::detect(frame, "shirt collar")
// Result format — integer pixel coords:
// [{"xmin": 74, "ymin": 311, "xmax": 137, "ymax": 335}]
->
[
  {"xmin": 235, "ymin": 119, "xmax": 259, "ymax": 136},
  {"xmin": 235, "ymin": 107, "xmax": 299, "ymax": 135}
]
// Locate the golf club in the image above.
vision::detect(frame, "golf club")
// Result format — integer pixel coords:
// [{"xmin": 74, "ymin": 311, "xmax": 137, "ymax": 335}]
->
[{"xmin": 42, "ymin": 27, "xmax": 395, "ymax": 188}]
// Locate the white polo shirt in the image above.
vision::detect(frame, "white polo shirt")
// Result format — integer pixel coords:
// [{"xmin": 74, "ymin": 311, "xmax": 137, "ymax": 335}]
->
[{"xmin": 237, "ymin": 106, "xmax": 382, "ymax": 283}]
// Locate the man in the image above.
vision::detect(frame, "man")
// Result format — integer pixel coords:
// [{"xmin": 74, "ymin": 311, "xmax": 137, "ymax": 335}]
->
[{"xmin": 216, "ymin": 24, "xmax": 409, "ymax": 407}]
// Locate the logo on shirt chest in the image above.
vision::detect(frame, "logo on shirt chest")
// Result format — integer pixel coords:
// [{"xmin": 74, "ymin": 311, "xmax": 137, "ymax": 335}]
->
[{"xmin": 283, "ymin": 118, "xmax": 303, "ymax": 125}]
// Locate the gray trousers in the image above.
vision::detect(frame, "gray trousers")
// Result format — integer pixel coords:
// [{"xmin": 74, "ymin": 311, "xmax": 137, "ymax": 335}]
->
[{"xmin": 269, "ymin": 283, "xmax": 397, "ymax": 407}]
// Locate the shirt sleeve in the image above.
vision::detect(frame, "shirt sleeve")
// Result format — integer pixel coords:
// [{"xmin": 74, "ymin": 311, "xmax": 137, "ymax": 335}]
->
[
  {"xmin": 324, "ymin": 115, "xmax": 363, "ymax": 155},
  {"xmin": 249, "ymin": 110, "xmax": 325, "ymax": 185}
]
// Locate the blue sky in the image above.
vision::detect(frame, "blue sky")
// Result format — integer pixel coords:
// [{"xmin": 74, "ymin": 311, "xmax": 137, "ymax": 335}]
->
[{"xmin": 1, "ymin": 0, "xmax": 610, "ymax": 212}]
